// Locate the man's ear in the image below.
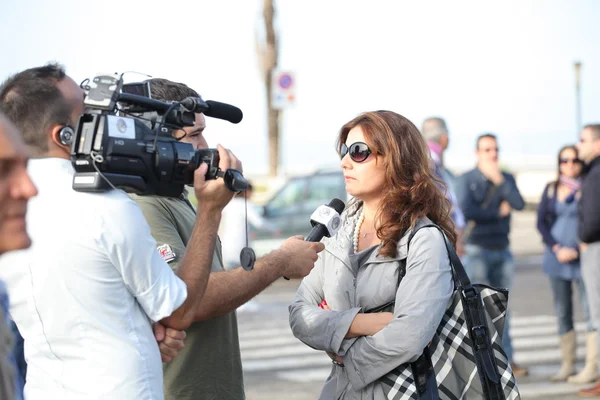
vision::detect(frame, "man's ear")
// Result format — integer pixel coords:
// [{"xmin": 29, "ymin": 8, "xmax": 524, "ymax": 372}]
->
[
  {"xmin": 440, "ymin": 133, "xmax": 449, "ymax": 150},
  {"xmin": 49, "ymin": 125, "xmax": 73, "ymax": 151}
]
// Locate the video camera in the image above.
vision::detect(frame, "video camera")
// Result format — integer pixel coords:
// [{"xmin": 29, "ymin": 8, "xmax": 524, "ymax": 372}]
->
[{"xmin": 70, "ymin": 72, "xmax": 248, "ymax": 198}]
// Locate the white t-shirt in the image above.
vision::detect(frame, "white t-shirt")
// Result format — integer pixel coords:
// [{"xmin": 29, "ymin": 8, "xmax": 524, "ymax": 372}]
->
[{"xmin": 0, "ymin": 158, "xmax": 187, "ymax": 400}]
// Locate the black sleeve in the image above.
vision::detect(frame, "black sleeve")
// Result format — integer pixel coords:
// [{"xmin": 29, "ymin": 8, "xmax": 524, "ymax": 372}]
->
[
  {"xmin": 579, "ymin": 171, "xmax": 600, "ymax": 243},
  {"xmin": 500, "ymin": 174, "xmax": 525, "ymax": 211}
]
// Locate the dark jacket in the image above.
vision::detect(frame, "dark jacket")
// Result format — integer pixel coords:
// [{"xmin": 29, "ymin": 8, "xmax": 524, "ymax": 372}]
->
[
  {"xmin": 456, "ymin": 168, "xmax": 525, "ymax": 250},
  {"xmin": 579, "ymin": 156, "xmax": 600, "ymax": 244}
]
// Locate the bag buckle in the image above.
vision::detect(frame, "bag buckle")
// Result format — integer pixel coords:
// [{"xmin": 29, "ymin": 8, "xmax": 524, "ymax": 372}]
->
[
  {"xmin": 471, "ymin": 325, "xmax": 488, "ymax": 350},
  {"xmin": 462, "ymin": 285, "xmax": 479, "ymax": 303}
]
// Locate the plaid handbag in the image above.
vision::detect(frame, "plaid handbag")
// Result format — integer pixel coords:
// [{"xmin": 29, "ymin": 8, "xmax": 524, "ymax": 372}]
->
[{"xmin": 378, "ymin": 223, "xmax": 521, "ymax": 400}]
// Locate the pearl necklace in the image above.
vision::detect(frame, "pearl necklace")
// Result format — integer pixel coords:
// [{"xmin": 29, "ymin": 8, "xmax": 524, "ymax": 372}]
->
[{"xmin": 353, "ymin": 211, "xmax": 365, "ymax": 253}]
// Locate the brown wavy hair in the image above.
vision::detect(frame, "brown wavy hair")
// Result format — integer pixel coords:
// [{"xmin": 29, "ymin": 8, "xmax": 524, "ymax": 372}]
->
[{"xmin": 337, "ymin": 110, "xmax": 457, "ymax": 257}]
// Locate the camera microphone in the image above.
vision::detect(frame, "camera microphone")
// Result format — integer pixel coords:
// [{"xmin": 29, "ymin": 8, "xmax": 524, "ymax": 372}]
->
[
  {"xmin": 282, "ymin": 198, "xmax": 346, "ymax": 280},
  {"xmin": 205, "ymin": 101, "xmax": 243, "ymax": 124},
  {"xmin": 180, "ymin": 97, "xmax": 243, "ymax": 124}
]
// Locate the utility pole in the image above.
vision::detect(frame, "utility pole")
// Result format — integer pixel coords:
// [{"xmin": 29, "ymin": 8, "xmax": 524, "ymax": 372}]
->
[
  {"xmin": 257, "ymin": 0, "xmax": 280, "ymax": 177},
  {"xmin": 574, "ymin": 61, "xmax": 582, "ymax": 135}
]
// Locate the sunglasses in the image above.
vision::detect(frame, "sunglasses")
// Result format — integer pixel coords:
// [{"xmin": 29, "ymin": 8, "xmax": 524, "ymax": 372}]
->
[
  {"xmin": 559, "ymin": 158, "xmax": 582, "ymax": 165},
  {"xmin": 479, "ymin": 147, "xmax": 500, "ymax": 153},
  {"xmin": 339, "ymin": 142, "xmax": 372, "ymax": 162}
]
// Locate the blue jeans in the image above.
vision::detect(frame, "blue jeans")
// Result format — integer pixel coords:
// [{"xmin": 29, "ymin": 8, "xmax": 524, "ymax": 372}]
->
[
  {"xmin": 549, "ymin": 277, "xmax": 594, "ymax": 335},
  {"xmin": 9, "ymin": 319, "xmax": 26, "ymax": 392},
  {"xmin": 464, "ymin": 244, "xmax": 515, "ymax": 361}
]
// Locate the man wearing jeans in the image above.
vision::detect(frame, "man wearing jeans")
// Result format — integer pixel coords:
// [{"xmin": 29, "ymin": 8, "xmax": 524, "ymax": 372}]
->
[
  {"xmin": 456, "ymin": 133, "xmax": 527, "ymax": 377},
  {"xmin": 575, "ymin": 124, "xmax": 600, "ymax": 398}
]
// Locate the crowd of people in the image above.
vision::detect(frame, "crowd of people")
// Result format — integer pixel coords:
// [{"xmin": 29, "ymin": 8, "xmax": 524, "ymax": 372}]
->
[{"xmin": 0, "ymin": 62, "xmax": 599, "ymax": 399}]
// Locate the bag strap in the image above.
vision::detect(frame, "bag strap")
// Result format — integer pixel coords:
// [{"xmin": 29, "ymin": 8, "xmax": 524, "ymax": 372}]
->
[
  {"xmin": 462, "ymin": 182, "xmax": 499, "ymax": 243},
  {"xmin": 406, "ymin": 222, "xmax": 472, "ymax": 289},
  {"xmin": 408, "ymin": 223, "xmax": 505, "ymax": 400}
]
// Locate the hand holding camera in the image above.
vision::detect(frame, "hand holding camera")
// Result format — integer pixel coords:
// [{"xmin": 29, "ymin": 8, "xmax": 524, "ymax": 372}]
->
[
  {"xmin": 71, "ymin": 72, "xmax": 249, "ymax": 198},
  {"xmin": 194, "ymin": 144, "xmax": 243, "ymax": 212}
]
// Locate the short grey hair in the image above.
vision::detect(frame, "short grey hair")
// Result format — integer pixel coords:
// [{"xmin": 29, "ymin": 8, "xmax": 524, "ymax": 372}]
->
[
  {"xmin": 421, "ymin": 117, "xmax": 448, "ymax": 143},
  {"xmin": 584, "ymin": 123, "xmax": 600, "ymax": 139}
]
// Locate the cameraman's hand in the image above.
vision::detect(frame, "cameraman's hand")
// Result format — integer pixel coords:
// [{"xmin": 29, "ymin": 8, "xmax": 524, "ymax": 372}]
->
[
  {"xmin": 277, "ymin": 236, "xmax": 325, "ymax": 279},
  {"xmin": 193, "ymin": 144, "xmax": 243, "ymax": 212}
]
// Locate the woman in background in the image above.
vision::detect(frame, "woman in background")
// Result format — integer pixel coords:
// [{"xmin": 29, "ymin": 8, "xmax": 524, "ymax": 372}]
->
[{"xmin": 536, "ymin": 145, "xmax": 596, "ymax": 383}]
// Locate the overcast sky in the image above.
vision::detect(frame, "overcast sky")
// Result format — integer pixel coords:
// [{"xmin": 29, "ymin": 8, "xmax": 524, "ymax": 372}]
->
[{"xmin": 1, "ymin": 0, "xmax": 599, "ymax": 175}]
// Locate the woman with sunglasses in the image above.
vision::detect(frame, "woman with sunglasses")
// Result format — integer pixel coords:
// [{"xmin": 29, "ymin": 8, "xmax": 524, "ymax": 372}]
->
[
  {"xmin": 289, "ymin": 111, "xmax": 456, "ymax": 399},
  {"xmin": 536, "ymin": 145, "xmax": 595, "ymax": 383}
]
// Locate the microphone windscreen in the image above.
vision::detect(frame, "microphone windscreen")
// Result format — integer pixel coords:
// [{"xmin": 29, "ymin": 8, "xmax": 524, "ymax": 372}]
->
[
  {"xmin": 205, "ymin": 100, "xmax": 243, "ymax": 124},
  {"xmin": 327, "ymin": 198, "xmax": 345, "ymax": 215}
]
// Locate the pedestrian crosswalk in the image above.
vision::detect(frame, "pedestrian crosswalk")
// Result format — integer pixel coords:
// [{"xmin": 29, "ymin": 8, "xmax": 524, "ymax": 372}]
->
[{"xmin": 238, "ymin": 311, "xmax": 593, "ymax": 399}]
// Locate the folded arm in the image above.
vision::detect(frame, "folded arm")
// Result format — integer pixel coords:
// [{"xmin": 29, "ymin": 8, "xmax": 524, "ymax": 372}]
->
[
  {"xmin": 289, "ymin": 253, "xmax": 362, "ymax": 354},
  {"xmin": 342, "ymin": 228, "xmax": 454, "ymax": 391}
]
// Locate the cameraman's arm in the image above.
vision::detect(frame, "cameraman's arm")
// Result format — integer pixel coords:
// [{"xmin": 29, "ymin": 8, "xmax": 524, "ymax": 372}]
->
[
  {"xmin": 162, "ymin": 145, "xmax": 240, "ymax": 329},
  {"xmin": 193, "ymin": 245, "xmax": 310, "ymax": 321},
  {"xmin": 162, "ymin": 204, "xmax": 219, "ymax": 329},
  {"xmin": 135, "ymin": 196, "xmax": 320, "ymax": 322}
]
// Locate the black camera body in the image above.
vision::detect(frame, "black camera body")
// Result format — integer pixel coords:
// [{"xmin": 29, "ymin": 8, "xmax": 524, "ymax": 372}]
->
[{"xmin": 71, "ymin": 73, "xmax": 244, "ymax": 197}]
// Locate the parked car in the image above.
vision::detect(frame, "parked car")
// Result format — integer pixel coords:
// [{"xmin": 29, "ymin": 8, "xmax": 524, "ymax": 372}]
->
[{"xmin": 252, "ymin": 168, "xmax": 348, "ymax": 240}]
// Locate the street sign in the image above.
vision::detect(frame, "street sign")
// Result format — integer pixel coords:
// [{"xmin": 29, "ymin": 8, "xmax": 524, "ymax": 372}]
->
[{"xmin": 271, "ymin": 70, "xmax": 295, "ymax": 110}]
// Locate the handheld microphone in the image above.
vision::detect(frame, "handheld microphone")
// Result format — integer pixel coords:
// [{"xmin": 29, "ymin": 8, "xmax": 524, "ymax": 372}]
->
[
  {"xmin": 306, "ymin": 198, "xmax": 346, "ymax": 242},
  {"xmin": 283, "ymin": 198, "xmax": 346, "ymax": 280}
]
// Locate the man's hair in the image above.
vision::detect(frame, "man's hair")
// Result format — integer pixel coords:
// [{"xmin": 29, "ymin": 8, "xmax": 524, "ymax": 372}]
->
[
  {"xmin": 146, "ymin": 78, "xmax": 200, "ymax": 103},
  {"xmin": 0, "ymin": 63, "xmax": 72, "ymax": 154},
  {"xmin": 584, "ymin": 124, "xmax": 600, "ymax": 139},
  {"xmin": 476, "ymin": 133, "xmax": 497, "ymax": 150},
  {"xmin": 421, "ymin": 117, "xmax": 448, "ymax": 143}
]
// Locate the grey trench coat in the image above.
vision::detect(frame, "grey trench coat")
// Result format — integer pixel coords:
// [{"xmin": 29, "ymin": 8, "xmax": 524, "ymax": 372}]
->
[{"xmin": 289, "ymin": 205, "xmax": 453, "ymax": 400}]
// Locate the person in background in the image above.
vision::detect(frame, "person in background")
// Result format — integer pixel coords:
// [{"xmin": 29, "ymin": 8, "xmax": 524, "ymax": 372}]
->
[
  {"xmin": 573, "ymin": 124, "xmax": 600, "ymax": 398},
  {"xmin": 421, "ymin": 116, "xmax": 466, "ymax": 256},
  {"xmin": 536, "ymin": 145, "xmax": 595, "ymax": 383},
  {"xmin": 456, "ymin": 133, "xmax": 528, "ymax": 377}
]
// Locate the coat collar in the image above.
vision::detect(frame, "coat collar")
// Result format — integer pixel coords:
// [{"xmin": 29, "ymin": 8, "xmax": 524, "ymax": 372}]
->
[{"xmin": 324, "ymin": 200, "xmax": 432, "ymax": 267}]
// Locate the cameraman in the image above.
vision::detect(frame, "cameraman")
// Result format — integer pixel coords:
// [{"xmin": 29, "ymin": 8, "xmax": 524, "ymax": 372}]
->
[
  {"xmin": 128, "ymin": 78, "xmax": 323, "ymax": 400},
  {"xmin": 0, "ymin": 64, "xmax": 325, "ymax": 399},
  {"xmin": 0, "ymin": 112, "xmax": 38, "ymax": 400},
  {"xmin": 0, "ymin": 62, "xmax": 202, "ymax": 399}
]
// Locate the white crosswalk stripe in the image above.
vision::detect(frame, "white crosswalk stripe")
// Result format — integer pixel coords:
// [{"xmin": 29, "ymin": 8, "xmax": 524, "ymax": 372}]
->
[{"xmin": 238, "ymin": 313, "xmax": 592, "ymax": 398}]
